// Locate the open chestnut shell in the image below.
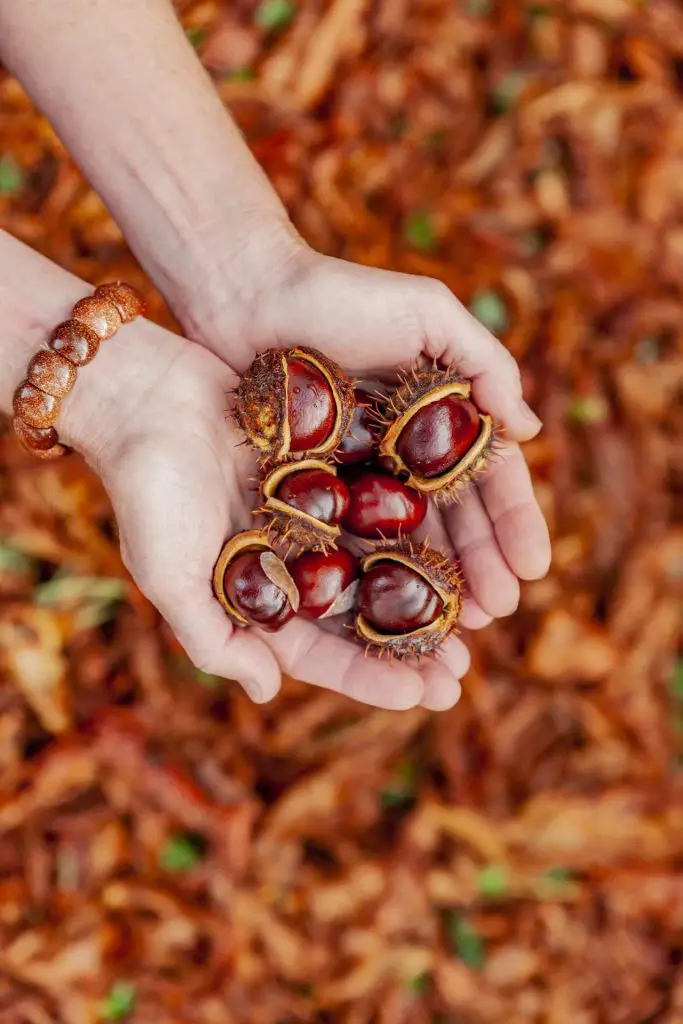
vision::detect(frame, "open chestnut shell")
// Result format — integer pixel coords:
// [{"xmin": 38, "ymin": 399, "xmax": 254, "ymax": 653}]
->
[
  {"xmin": 257, "ymin": 459, "xmax": 349, "ymax": 551},
  {"xmin": 233, "ymin": 346, "xmax": 355, "ymax": 461},
  {"xmin": 378, "ymin": 367, "xmax": 494, "ymax": 501},
  {"xmin": 289, "ymin": 546, "xmax": 359, "ymax": 620},
  {"xmin": 355, "ymin": 540, "xmax": 462, "ymax": 659},
  {"xmin": 343, "ymin": 470, "xmax": 428, "ymax": 539},
  {"xmin": 213, "ymin": 530, "xmax": 299, "ymax": 632}
]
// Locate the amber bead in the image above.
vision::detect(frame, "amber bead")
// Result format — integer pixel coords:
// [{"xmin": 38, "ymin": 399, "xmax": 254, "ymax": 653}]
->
[
  {"xmin": 95, "ymin": 282, "xmax": 145, "ymax": 323},
  {"xmin": 12, "ymin": 416, "xmax": 59, "ymax": 452},
  {"xmin": 13, "ymin": 383, "xmax": 60, "ymax": 429},
  {"xmin": 49, "ymin": 320, "xmax": 100, "ymax": 366},
  {"xmin": 71, "ymin": 295, "xmax": 121, "ymax": 340},
  {"xmin": 27, "ymin": 349, "xmax": 77, "ymax": 398}
]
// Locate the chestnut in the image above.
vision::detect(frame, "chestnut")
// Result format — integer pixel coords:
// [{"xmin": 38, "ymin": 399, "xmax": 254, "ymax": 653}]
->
[
  {"xmin": 343, "ymin": 470, "xmax": 428, "ymax": 539},
  {"xmin": 378, "ymin": 367, "xmax": 494, "ymax": 501},
  {"xmin": 233, "ymin": 346, "xmax": 355, "ymax": 460},
  {"xmin": 213, "ymin": 530, "xmax": 299, "ymax": 631},
  {"xmin": 289, "ymin": 547, "xmax": 359, "ymax": 620},
  {"xmin": 334, "ymin": 387, "xmax": 378, "ymax": 465},
  {"xmin": 258, "ymin": 459, "xmax": 349, "ymax": 551},
  {"xmin": 355, "ymin": 541, "xmax": 462, "ymax": 659},
  {"xmin": 396, "ymin": 393, "xmax": 481, "ymax": 478}
]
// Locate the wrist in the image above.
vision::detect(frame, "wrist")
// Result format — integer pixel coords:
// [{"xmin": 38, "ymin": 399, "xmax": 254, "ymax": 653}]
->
[{"xmin": 168, "ymin": 212, "xmax": 310, "ymax": 370}]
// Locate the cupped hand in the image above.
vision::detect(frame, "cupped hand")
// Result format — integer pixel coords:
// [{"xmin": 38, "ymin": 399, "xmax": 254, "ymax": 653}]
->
[
  {"xmin": 196, "ymin": 249, "xmax": 552, "ymax": 633},
  {"xmin": 68, "ymin": 317, "xmax": 468, "ymax": 711}
]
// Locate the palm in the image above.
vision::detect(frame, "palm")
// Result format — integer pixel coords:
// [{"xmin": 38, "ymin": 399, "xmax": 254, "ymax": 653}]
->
[
  {"xmin": 245, "ymin": 255, "xmax": 551, "ymax": 629},
  {"xmin": 103, "ymin": 343, "xmax": 466, "ymax": 710}
]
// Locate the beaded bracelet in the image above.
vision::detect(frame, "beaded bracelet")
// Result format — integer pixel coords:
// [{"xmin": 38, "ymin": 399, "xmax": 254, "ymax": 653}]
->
[{"xmin": 12, "ymin": 282, "xmax": 145, "ymax": 460}]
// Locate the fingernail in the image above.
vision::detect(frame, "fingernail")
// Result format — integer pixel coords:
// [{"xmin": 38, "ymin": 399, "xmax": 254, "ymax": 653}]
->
[{"xmin": 520, "ymin": 400, "xmax": 543, "ymax": 433}]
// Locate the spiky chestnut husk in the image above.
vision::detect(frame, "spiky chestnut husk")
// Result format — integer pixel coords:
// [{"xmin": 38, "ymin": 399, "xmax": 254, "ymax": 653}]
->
[
  {"xmin": 376, "ymin": 366, "xmax": 495, "ymax": 502},
  {"xmin": 257, "ymin": 459, "xmax": 348, "ymax": 553},
  {"xmin": 232, "ymin": 346, "xmax": 355, "ymax": 461},
  {"xmin": 355, "ymin": 539, "xmax": 462, "ymax": 660},
  {"xmin": 212, "ymin": 529, "xmax": 299, "ymax": 630}
]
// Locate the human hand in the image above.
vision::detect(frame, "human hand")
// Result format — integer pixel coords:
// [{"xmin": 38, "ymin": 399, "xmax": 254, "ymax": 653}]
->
[
  {"xmin": 64, "ymin": 314, "xmax": 470, "ymax": 711},
  {"xmin": 188, "ymin": 248, "xmax": 552, "ymax": 637}
]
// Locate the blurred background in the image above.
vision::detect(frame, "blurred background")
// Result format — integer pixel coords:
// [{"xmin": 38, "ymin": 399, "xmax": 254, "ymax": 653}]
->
[{"xmin": 1, "ymin": 0, "xmax": 682, "ymax": 1021}]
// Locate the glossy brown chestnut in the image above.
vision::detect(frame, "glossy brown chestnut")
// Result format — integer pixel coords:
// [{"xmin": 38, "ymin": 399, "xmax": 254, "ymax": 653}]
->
[
  {"xmin": 354, "ymin": 541, "xmax": 462, "ymax": 659},
  {"xmin": 358, "ymin": 561, "xmax": 443, "ymax": 634},
  {"xmin": 275, "ymin": 468, "xmax": 350, "ymax": 526},
  {"xmin": 396, "ymin": 394, "xmax": 481, "ymax": 479},
  {"xmin": 287, "ymin": 358, "xmax": 336, "ymax": 452},
  {"xmin": 224, "ymin": 552, "xmax": 295, "ymax": 631},
  {"xmin": 334, "ymin": 387, "xmax": 377, "ymax": 465},
  {"xmin": 233, "ymin": 346, "xmax": 354, "ymax": 460},
  {"xmin": 213, "ymin": 530, "xmax": 299, "ymax": 632},
  {"xmin": 343, "ymin": 471, "xmax": 428, "ymax": 539},
  {"xmin": 378, "ymin": 367, "xmax": 494, "ymax": 501},
  {"xmin": 289, "ymin": 547, "xmax": 359, "ymax": 620},
  {"xmin": 258, "ymin": 459, "xmax": 348, "ymax": 551}
]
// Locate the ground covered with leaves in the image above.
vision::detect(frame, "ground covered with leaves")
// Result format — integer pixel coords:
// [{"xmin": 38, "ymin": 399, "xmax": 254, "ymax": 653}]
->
[{"xmin": 1, "ymin": 1, "xmax": 682, "ymax": 1021}]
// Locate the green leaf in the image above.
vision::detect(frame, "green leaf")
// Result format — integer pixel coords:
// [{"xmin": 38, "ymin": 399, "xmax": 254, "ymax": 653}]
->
[
  {"xmin": 520, "ymin": 228, "xmax": 546, "ymax": 255},
  {"xmin": 159, "ymin": 833, "xmax": 205, "ymax": 873},
  {"xmin": 194, "ymin": 668, "xmax": 223, "ymax": 688},
  {"xmin": 545, "ymin": 866, "xmax": 574, "ymax": 885},
  {"xmin": 566, "ymin": 396, "xmax": 608, "ymax": 425},
  {"xmin": 409, "ymin": 972, "xmax": 430, "ymax": 994},
  {"xmin": 185, "ymin": 26, "xmax": 206, "ymax": 48},
  {"xmin": 476, "ymin": 864, "xmax": 508, "ymax": 898},
  {"xmin": 0, "ymin": 156, "xmax": 24, "ymax": 195},
  {"xmin": 404, "ymin": 211, "xmax": 437, "ymax": 253},
  {"xmin": 468, "ymin": 290, "xmax": 509, "ymax": 335},
  {"xmin": 464, "ymin": 0, "xmax": 493, "ymax": 14},
  {"xmin": 254, "ymin": 0, "xmax": 296, "ymax": 32},
  {"xmin": 227, "ymin": 66, "xmax": 256, "ymax": 81},
  {"xmin": 0, "ymin": 543, "xmax": 33, "ymax": 573},
  {"xmin": 423, "ymin": 129, "xmax": 447, "ymax": 152},
  {"xmin": 100, "ymin": 982, "xmax": 136, "ymax": 1021},
  {"xmin": 379, "ymin": 759, "xmax": 416, "ymax": 809},
  {"xmin": 448, "ymin": 914, "xmax": 485, "ymax": 969},
  {"xmin": 671, "ymin": 660, "xmax": 683, "ymax": 700},
  {"xmin": 36, "ymin": 574, "xmax": 127, "ymax": 607},
  {"xmin": 490, "ymin": 72, "xmax": 528, "ymax": 113}
]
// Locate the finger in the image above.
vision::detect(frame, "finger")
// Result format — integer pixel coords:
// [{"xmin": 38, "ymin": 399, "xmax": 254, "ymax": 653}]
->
[
  {"xmin": 260, "ymin": 618, "xmax": 424, "ymax": 710},
  {"xmin": 459, "ymin": 599, "xmax": 493, "ymax": 630},
  {"xmin": 425, "ymin": 288, "xmax": 542, "ymax": 442},
  {"xmin": 446, "ymin": 487, "xmax": 521, "ymax": 618},
  {"xmin": 156, "ymin": 587, "xmax": 282, "ymax": 703},
  {"xmin": 414, "ymin": 502, "xmax": 493, "ymax": 629},
  {"xmin": 477, "ymin": 440, "xmax": 551, "ymax": 580},
  {"xmin": 420, "ymin": 656, "xmax": 463, "ymax": 712}
]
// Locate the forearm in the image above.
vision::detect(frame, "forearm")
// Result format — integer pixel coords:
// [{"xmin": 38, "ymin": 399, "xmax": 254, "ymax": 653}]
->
[
  {"xmin": 0, "ymin": 229, "xmax": 185, "ymax": 466},
  {"xmin": 0, "ymin": 0, "xmax": 300, "ymax": 345}
]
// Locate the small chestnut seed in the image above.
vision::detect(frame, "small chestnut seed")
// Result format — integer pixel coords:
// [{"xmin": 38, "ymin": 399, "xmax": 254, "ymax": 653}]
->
[
  {"xmin": 275, "ymin": 468, "xmax": 350, "ymax": 526},
  {"xmin": 287, "ymin": 358, "xmax": 336, "ymax": 452},
  {"xmin": 233, "ymin": 347, "xmax": 354, "ymax": 459},
  {"xmin": 343, "ymin": 471, "xmax": 428, "ymax": 539},
  {"xmin": 354, "ymin": 540, "xmax": 463, "ymax": 659},
  {"xmin": 259, "ymin": 459, "xmax": 349, "ymax": 551},
  {"xmin": 224, "ymin": 552, "xmax": 295, "ymax": 631},
  {"xmin": 358, "ymin": 562, "xmax": 443, "ymax": 634},
  {"xmin": 334, "ymin": 387, "xmax": 377, "ymax": 465},
  {"xmin": 378, "ymin": 367, "xmax": 494, "ymax": 500},
  {"xmin": 396, "ymin": 394, "xmax": 481, "ymax": 479},
  {"xmin": 289, "ymin": 547, "xmax": 359, "ymax": 620},
  {"xmin": 213, "ymin": 530, "xmax": 299, "ymax": 632}
]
